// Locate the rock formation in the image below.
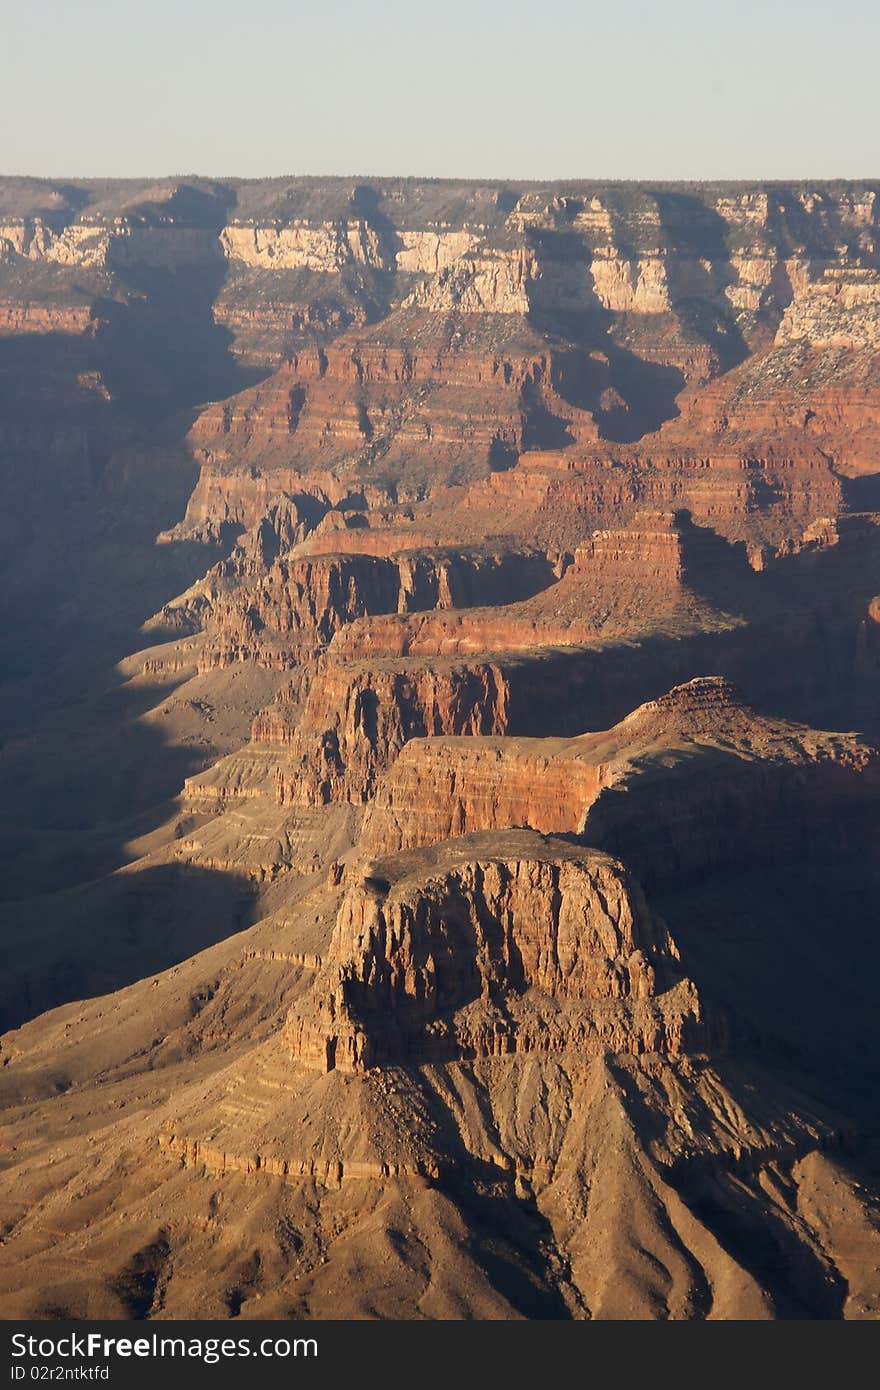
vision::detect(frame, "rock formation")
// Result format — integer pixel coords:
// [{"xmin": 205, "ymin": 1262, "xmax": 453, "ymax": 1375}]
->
[
  {"xmin": 359, "ymin": 678, "xmax": 880, "ymax": 862},
  {"xmin": 284, "ymin": 832, "xmax": 707, "ymax": 1073},
  {"xmin": 2, "ymin": 175, "xmax": 880, "ymax": 1322}
]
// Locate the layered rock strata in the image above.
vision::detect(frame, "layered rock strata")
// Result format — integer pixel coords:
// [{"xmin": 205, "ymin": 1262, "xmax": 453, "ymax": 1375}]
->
[
  {"xmin": 360, "ymin": 678, "xmax": 880, "ymax": 864},
  {"xmin": 284, "ymin": 832, "xmax": 707, "ymax": 1072}
]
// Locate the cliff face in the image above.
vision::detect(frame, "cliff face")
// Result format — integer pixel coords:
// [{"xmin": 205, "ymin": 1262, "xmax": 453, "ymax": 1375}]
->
[
  {"xmin": 3, "ymin": 175, "xmax": 877, "ymax": 470},
  {"xmin": 185, "ymin": 544, "xmax": 556, "ymax": 670},
  {"xmin": 273, "ymin": 659, "xmax": 514, "ymax": 805},
  {"xmin": 4, "ymin": 178, "xmax": 874, "ymax": 363},
  {"xmin": 284, "ymin": 833, "xmax": 705, "ymax": 1073},
  {"xmin": 175, "ymin": 509, "xmax": 743, "ymax": 679},
  {"xmin": 359, "ymin": 678, "xmax": 880, "ymax": 862}
]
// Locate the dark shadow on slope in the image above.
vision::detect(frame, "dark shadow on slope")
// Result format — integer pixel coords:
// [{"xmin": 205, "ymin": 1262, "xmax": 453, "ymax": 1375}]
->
[
  {"xmin": 0, "ymin": 294, "xmax": 255, "ymax": 1013},
  {"xmin": 675, "ymin": 510, "xmax": 758, "ymax": 610},
  {"xmin": 26, "ymin": 182, "xmax": 92, "ymax": 225},
  {"xmin": 593, "ymin": 350, "xmax": 685, "ymax": 443},
  {"xmin": 111, "ymin": 1234, "xmax": 171, "ymax": 1320},
  {"xmin": 675, "ymin": 1165, "xmax": 847, "ymax": 1318},
  {"xmin": 520, "ymin": 375, "xmax": 576, "ymax": 449},
  {"xmin": 499, "ymin": 509, "xmax": 880, "ymax": 739},
  {"xmin": 0, "ymin": 654, "xmax": 228, "ymax": 902},
  {"xmin": 96, "ymin": 188, "xmax": 263, "ymax": 417},
  {"xmin": 524, "ymin": 226, "xmax": 687, "ymax": 441},
  {"xmin": 651, "ymin": 851, "xmax": 880, "ymax": 1132},
  {"xmin": 548, "ymin": 342, "xmax": 685, "ymax": 443},
  {"xmin": 842, "ymin": 473, "xmax": 880, "ymax": 513},
  {"xmin": 650, "ymin": 190, "xmax": 749, "ymax": 373},
  {"xmin": 442, "ymin": 1176, "xmax": 574, "ymax": 1319},
  {"xmin": 499, "ymin": 608, "xmax": 879, "ymax": 745},
  {"xmin": 488, "ymin": 435, "xmax": 519, "ymax": 471},
  {"xmin": 0, "ymin": 323, "xmax": 234, "ymax": 898},
  {"xmin": 399, "ymin": 1070, "xmax": 576, "ymax": 1316},
  {"xmin": 0, "ymin": 858, "xmax": 256, "ymax": 1033},
  {"xmin": 337, "ymin": 184, "xmax": 399, "ymax": 325},
  {"xmin": 0, "ymin": 322, "xmax": 224, "ymax": 689}
]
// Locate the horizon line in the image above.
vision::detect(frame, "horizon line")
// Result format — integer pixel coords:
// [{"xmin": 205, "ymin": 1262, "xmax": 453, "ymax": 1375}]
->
[{"xmin": 3, "ymin": 171, "xmax": 880, "ymax": 187}]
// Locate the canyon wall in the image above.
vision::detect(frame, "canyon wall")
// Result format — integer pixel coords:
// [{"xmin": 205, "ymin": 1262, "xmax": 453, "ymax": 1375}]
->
[{"xmin": 3, "ymin": 175, "xmax": 880, "ymax": 1323}]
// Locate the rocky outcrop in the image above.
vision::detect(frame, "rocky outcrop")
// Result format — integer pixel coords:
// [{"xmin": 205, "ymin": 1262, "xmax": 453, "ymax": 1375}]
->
[
  {"xmin": 360, "ymin": 678, "xmax": 880, "ymax": 862},
  {"xmin": 0, "ymin": 301, "xmax": 94, "ymax": 335},
  {"xmin": 184, "ymin": 328, "xmax": 597, "ymax": 494},
  {"xmin": 324, "ymin": 513, "xmax": 741, "ymax": 663},
  {"xmin": 777, "ymin": 270, "xmax": 880, "ymax": 350},
  {"xmin": 220, "ymin": 222, "xmax": 478, "ymax": 277},
  {"xmin": 273, "ymin": 659, "xmax": 513, "ymax": 805},
  {"xmin": 219, "ymin": 220, "xmax": 388, "ymax": 272},
  {"xmin": 359, "ymin": 738, "xmax": 603, "ymax": 852},
  {"xmin": 584, "ymin": 690, "xmax": 880, "ymax": 885},
  {"xmin": 285, "ymin": 832, "xmax": 707, "ymax": 1072},
  {"xmin": 196, "ymin": 545, "xmax": 556, "ymax": 669},
  {"xmin": 2, "ymin": 176, "xmax": 876, "ymax": 386},
  {"xmin": 403, "ymin": 247, "xmax": 537, "ymax": 314},
  {"xmin": 162, "ymin": 479, "xmax": 331, "ymax": 548},
  {"xmin": 0, "ymin": 218, "xmax": 113, "ymax": 267},
  {"xmin": 0, "ymin": 217, "xmax": 220, "ymax": 270}
]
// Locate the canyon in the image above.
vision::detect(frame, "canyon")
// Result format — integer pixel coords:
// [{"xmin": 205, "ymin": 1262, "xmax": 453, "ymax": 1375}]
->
[{"xmin": 1, "ymin": 176, "xmax": 879, "ymax": 1321}]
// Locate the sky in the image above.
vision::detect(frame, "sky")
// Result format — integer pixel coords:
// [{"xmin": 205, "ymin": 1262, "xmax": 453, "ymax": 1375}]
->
[{"xmin": 2, "ymin": 0, "xmax": 878, "ymax": 181}]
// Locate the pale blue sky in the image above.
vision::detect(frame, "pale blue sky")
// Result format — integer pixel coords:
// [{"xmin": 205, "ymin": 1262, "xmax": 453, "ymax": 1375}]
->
[{"xmin": 3, "ymin": 0, "xmax": 878, "ymax": 179}]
